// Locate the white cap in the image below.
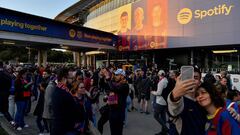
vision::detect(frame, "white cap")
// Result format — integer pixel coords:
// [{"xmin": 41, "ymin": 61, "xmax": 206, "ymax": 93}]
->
[
  {"xmin": 158, "ymin": 70, "xmax": 165, "ymax": 76},
  {"xmin": 114, "ymin": 69, "xmax": 126, "ymax": 77}
]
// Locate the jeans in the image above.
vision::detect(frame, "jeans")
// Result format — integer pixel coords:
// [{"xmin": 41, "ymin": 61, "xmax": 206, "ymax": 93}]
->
[
  {"xmin": 65, "ymin": 131, "xmax": 78, "ymax": 135},
  {"xmin": 25, "ymin": 98, "xmax": 31, "ymax": 114},
  {"xmin": 153, "ymin": 104, "xmax": 168, "ymax": 132},
  {"xmin": 45, "ymin": 119, "xmax": 53, "ymax": 133},
  {"xmin": 15, "ymin": 101, "xmax": 27, "ymax": 127},
  {"xmin": 124, "ymin": 96, "xmax": 131, "ymax": 124},
  {"xmin": 92, "ymin": 104, "xmax": 97, "ymax": 127},
  {"xmin": 8, "ymin": 95, "xmax": 15, "ymax": 118},
  {"xmin": 32, "ymin": 86, "xmax": 38, "ymax": 100}
]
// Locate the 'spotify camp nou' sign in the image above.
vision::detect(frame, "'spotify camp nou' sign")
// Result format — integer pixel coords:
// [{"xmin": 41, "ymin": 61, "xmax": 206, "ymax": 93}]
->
[{"xmin": 115, "ymin": 0, "xmax": 240, "ymax": 51}]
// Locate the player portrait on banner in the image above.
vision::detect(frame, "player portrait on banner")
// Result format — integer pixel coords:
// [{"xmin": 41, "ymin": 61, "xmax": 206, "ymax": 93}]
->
[
  {"xmin": 146, "ymin": 0, "xmax": 168, "ymax": 49},
  {"xmin": 131, "ymin": 6, "xmax": 147, "ymax": 50},
  {"xmin": 117, "ymin": 11, "xmax": 131, "ymax": 51}
]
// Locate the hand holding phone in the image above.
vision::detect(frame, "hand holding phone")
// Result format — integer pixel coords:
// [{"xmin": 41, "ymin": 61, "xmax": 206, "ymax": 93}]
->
[{"xmin": 172, "ymin": 75, "xmax": 196, "ymax": 101}]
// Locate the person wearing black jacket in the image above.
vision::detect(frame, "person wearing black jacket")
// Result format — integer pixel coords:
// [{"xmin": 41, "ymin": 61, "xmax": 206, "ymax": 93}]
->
[
  {"xmin": 103, "ymin": 68, "xmax": 129, "ymax": 135},
  {"xmin": 51, "ymin": 68, "xmax": 78, "ymax": 135},
  {"xmin": 139, "ymin": 72, "xmax": 152, "ymax": 114},
  {"xmin": 34, "ymin": 81, "xmax": 49, "ymax": 134},
  {"xmin": 0, "ymin": 62, "xmax": 13, "ymax": 123},
  {"xmin": 97, "ymin": 96, "xmax": 109, "ymax": 134},
  {"xmin": 134, "ymin": 69, "xmax": 142, "ymax": 104}
]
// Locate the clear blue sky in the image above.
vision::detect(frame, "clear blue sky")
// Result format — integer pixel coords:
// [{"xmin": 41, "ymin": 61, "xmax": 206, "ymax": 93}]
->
[{"xmin": 0, "ymin": 0, "xmax": 79, "ymax": 19}]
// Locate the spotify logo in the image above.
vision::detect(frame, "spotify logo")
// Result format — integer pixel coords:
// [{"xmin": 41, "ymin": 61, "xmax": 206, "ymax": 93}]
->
[{"xmin": 177, "ymin": 8, "xmax": 193, "ymax": 25}]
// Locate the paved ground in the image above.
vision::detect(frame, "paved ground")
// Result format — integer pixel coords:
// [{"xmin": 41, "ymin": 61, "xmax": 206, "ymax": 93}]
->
[
  {"xmin": 0, "ymin": 95, "xmax": 162, "ymax": 135},
  {"xmin": 98, "ymin": 94, "xmax": 162, "ymax": 135},
  {"xmin": 0, "ymin": 102, "xmax": 45, "ymax": 135},
  {"xmin": 100, "ymin": 110, "xmax": 161, "ymax": 135}
]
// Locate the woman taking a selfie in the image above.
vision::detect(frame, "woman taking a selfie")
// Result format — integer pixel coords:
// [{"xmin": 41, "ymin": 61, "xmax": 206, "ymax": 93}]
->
[{"xmin": 195, "ymin": 82, "xmax": 240, "ymax": 135}]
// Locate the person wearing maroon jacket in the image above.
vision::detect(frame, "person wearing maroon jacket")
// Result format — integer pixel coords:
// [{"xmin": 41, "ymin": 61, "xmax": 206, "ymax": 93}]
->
[
  {"xmin": 84, "ymin": 71, "xmax": 91, "ymax": 92},
  {"xmin": 15, "ymin": 69, "xmax": 32, "ymax": 131},
  {"xmin": 103, "ymin": 68, "xmax": 129, "ymax": 135}
]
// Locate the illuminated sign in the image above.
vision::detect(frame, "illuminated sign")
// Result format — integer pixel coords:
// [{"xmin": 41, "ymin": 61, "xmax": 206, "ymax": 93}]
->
[
  {"xmin": 69, "ymin": 29, "xmax": 76, "ymax": 38},
  {"xmin": 195, "ymin": 4, "xmax": 234, "ymax": 19},
  {"xmin": 85, "ymin": 0, "xmax": 240, "ymax": 49},
  {"xmin": 178, "ymin": 3, "xmax": 234, "ymax": 24},
  {"xmin": 117, "ymin": 0, "xmax": 168, "ymax": 51},
  {"xmin": 0, "ymin": 7, "xmax": 116, "ymax": 46},
  {"xmin": 177, "ymin": 8, "xmax": 193, "ymax": 25}
]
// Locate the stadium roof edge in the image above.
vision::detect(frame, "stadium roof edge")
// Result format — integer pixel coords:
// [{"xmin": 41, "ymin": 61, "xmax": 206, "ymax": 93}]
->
[{"xmin": 55, "ymin": 0, "xmax": 102, "ymax": 23}]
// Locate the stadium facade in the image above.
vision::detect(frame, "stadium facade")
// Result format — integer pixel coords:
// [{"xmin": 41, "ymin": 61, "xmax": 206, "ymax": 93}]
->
[{"xmin": 56, "ymin": 0, "xmax": 240, "ymax": 72}]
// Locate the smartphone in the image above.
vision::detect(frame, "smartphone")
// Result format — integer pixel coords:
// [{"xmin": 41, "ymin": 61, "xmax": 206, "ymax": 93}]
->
[{"xmin": 181, "ymin": 66, "xmax": 194, "ymax": 81}]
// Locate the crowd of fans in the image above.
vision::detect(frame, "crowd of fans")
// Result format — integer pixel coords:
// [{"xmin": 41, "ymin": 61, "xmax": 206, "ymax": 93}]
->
[{"xmin": 0, "ymin": 61, "xmax": 240, "ymax": 135}]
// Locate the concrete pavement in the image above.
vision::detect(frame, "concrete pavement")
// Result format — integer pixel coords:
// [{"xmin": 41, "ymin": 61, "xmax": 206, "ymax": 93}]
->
[{"xmin": 0, "ymin": 95, "xmax": 162, "ymax": 135}]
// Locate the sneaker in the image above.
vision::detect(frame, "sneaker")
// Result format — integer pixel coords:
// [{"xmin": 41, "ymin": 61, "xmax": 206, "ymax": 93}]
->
[
  {"xmin": 24, "ymin": 124, "xmax": 29, "ymax": 128},
  {"xmin": 16, "ymin": 127, "xmax": 22, "ymax": 131},
  {"xmin": 10, "ymin": 121, "xmax": 15, "ymax": 125}
]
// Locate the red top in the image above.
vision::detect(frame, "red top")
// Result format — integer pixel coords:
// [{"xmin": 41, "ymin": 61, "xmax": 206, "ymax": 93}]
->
[{"xmin": 84, "ymin": 77, "xmax": 91, "ymax": 91}]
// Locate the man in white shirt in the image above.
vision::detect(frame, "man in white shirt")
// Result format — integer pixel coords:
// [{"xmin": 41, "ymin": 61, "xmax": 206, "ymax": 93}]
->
[{"xmin": 151, "ymin": 70, "xmax": 168, "ymax": 135}]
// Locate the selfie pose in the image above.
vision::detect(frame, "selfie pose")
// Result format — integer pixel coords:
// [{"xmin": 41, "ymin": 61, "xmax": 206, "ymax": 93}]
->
[{"xmin": 167, "ymin": 67, "xmax": 207, "ymax": 135}]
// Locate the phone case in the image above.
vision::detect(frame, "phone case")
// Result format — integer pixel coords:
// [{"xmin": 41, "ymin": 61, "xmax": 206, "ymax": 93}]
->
[{"xmin": 181, "ymin": 66, "xmax": 194, "ymax": 81}]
